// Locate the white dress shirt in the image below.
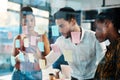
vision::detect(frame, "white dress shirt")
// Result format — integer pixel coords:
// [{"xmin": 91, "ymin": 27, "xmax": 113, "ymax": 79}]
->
[{"xmin": 46, "ymin": 28, "xmax": 106, "ymax": 80}]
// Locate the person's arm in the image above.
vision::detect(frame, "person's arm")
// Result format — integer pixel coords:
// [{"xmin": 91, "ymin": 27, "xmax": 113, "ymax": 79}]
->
[
  {"xmin": 42, "ymin": 33, "xmax": 50, "ymax": 56},
  {"xmin": 45, "ymin": 50, "xmax": 61, "ymax": 68},
  {"xmin": 11, "ymin": 35, "xmax": 21, "ymax": 70},
  {"xmin": 45, "ymin": 37, "xmax": 62, "ymax": 68},
  {"xmin": 11, "ymin": 35, "xmax": 25, "ymax": 70}
]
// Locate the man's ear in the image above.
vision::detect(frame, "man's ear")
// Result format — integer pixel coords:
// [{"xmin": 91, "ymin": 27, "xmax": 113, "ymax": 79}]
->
[
  {"xmin": 70, "ymin": 18, "xmax": 76, "ymax": 26},
  {"xmin": 104, "ymin": 19, "xmax": 111, "ymax": 28}
]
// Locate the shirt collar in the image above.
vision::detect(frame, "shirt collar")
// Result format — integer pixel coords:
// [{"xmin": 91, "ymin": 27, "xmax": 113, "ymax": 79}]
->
[{"xmin": 80, "ymin": 28, "xmax": 85, "ymax": 42}]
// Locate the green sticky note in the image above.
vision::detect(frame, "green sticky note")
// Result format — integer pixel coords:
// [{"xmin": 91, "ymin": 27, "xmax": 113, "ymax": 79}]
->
[
  {"xmin": 11, "ymin": 56, "xmax": 16, "ymax": 66},
  {"xmin": 38, "ymin": 42, "xmax": 44, "ymax": 52},
  {"xmin": 63, "ymin": 50, "xmax": 73, "ymax": 62},
  {"xmin": 52, "ymin": 25, "xmax": 59, "ymax": 36},
  {"xmin": 18, "ymin": 51, "xmax": 25, "ymax": 62},
  {"xmin": 15, "ymin": 39, "xmax": 20, "ymax": 48}
]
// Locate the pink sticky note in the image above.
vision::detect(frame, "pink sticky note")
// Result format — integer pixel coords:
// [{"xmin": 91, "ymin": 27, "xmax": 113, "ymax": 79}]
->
[
  {"xmin": 4, "ymin": 45, "xmax": 8, "ymax": 51},
  {"xmin": 30, "ymin": 36, "xmax": 37, "ymax": 46},
  {"xmin": 8, "ymin": 32, "xmax": 12, "ymax": 39},
  {"xmin": 22, "ymin": 25, "xmax": 28, "ymax": 34},
  {"xmin": 71, "ymin": 32, "xmax": 80, "ymax": 44},
  {"xmin": 51, "ymin": 44, "xmax": 60, "ymax": 53}
]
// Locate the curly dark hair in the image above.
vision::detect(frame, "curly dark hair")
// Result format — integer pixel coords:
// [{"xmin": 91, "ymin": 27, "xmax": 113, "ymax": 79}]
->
[{"xmin": 95, "ymin": 7, "xmax": 120, "ymax": 30}]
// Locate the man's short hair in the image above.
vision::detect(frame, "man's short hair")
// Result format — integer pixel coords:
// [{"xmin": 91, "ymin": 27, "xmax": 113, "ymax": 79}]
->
[
  {"xmin": 54, "ymin": 7, "xmax": 76, "ymax": 21},
  {"xmin": 21, "ymin": 6, "xmax": 33, "ymax": 16}
]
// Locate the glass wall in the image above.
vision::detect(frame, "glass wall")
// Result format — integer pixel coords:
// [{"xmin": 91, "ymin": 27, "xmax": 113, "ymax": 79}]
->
[
  {"xmin": 0, "ymin": 1, "xmax": 49, "ymax": 75},
  {"xmin": 0, "ymin": 1, "xmax": 20, "ymax": 75}
]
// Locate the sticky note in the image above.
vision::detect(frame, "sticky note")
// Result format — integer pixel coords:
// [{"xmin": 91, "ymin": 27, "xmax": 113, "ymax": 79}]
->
[
  {"xmin": 4, "ymin": 45, "xmax": 8, "ymax": 51},
  {"xmin": 38, "ymin": 29, "xmax": 45, "ymax": 35},
  {"xmin": 11, "ymin": 56, "xmax": 16, "ymax": 66},
  {"xmin": 18, "ymin": 51, "xmax": 25, "ymax": 62},
  {"xmin": 51, "ymin": 44, "xmax": 60, "ymax": 53},
  {"xmin": 71, "ymin": 32, "xmax": 80, "ymax": 44},
  {"xmin": 28, "ymin": 53, "xmax": 35, "ymax": 63},
  {"xmin": 39, "ymin": 59, "xmax": 46, "ymax": 69},
  {"xmin": 30, "ymin": 36, "xmax": 37, "ymax": 46},
  {"xmin": 15, "ymin": 39, "xmax": 20, "ymax": 48},
  {"xmin": 22, "ymin": 25, "xmax": 28, "ymax": 34},
  {"xmin": 34, "ymin": 26, "xmax": 45, "ymax": 35},
  {"xmin": 63, "ymin": 50, "xmax": 73, "ymax": 62},
  {"xmin": 52, "ymin": 25, "xmax": 59, "ymax": 36},
  {"xmin": 8, "ymin": 32, "xmax": 12, "ymax": 39},
  {"xmin": 24, "ymin": 38, "xmax": 29, "ymax": 47},
  {"xmin": 60, "ymin": 65, "xmax": 72, "ymax": 79},
  {"xmin": 38, "ymin": 42, "xmax": 44, "ymax": 52}
]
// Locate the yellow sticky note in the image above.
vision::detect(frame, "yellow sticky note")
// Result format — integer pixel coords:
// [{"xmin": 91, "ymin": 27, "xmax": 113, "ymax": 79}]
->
[
  {"xmin": 39, "ymin": 59, "xmax": 46, "ymax": 69},
  {"xmin": 63, "ymin": 50, "xmax": 73, "ymax": 62},
  {"xmin": 28, "ymin": 53, "xmax": 35, "ymax": 63},
  {"xmin": 34, "ymin": 26, "xmax": 45, "ymax": 35},
  {"xmin": 24, "ymin": 38, "xmax": 29, "ymax": 47}
]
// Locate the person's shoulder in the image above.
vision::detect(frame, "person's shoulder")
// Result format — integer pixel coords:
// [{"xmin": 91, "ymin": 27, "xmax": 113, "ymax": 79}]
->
[
  {"xmin": 14, "ymin": 34, "xmax": 21, "ymax": 39},
  {"xmin": 56, "ymin": 36, "xmax": 64, "ymax": 41},
  {"xmin": 85, "ymin": 29, "xmax": 95, "ymax": 35},
  {"xmin": 14, "ymin": 34, "xmax": 26, "ymax": 40},
  {"xmin": 84, "ymin": 29, "xmax": 95, "ymax": 34},
  {"xmin": 55, "ymin": 36, "xmax": 64, "ymax": 43}
]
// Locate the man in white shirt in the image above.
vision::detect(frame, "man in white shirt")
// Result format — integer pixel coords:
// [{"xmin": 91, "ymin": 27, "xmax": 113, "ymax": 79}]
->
[{"xmin": 45, "ymin": 7, "xmax": 106, "ymax": 80}]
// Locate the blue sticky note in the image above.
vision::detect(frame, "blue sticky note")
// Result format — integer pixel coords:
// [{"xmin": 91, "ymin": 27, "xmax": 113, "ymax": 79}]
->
[
  {"xmin": 52, "ymin": 25, "xmax": 59, "ymax": 36},
  {"xmin": 11, "ymin": 56, "xmax": 16, "ymax": 66},
  {"xmin": 15, "ymin": 39, "xmax": 20, "ymax": 48},
  {"xmin": 18, "ymin": 51, "xmax": 25, "ymax": 62},
  {"xmin": 38, "ymin": 42, "xmax": 44, "ymax": 52}
]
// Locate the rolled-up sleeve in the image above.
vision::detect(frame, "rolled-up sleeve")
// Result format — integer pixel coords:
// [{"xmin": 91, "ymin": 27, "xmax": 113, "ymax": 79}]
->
[
  {"xmin": 45, "ymin": 37, "xmax": 62, "ymax": 68},
  {"xmin": 45, "ymin": 50, "xmax": 61, "ymax": 68}
]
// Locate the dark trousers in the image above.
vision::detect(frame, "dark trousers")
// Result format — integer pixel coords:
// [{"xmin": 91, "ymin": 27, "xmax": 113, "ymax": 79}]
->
[
  {"xmin": 71, "ymin": 77, "xmax": 94, "ymax": 80},
  {"xmin": 12, "ymin": 70, "xmax": 42, "ymax": 80},
  {"xmin": 71, "ymin": 77, "xmax": 78, "ymax": 80}
]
